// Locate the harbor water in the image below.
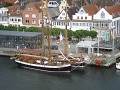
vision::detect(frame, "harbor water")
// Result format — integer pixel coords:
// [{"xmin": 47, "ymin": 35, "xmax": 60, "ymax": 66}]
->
[{"xmin": 0, "ymin": 56, "xmax": 120, "ymax": 90}]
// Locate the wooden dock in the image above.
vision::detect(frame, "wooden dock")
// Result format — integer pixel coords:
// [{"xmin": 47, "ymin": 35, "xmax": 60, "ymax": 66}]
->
[
  {"xmin": 0, "ymin": 48, "xmax": 19, "ymax": 56},
  {"xmin": 88, "ymin": 54, "xmax": 116, "ymax": 67}
]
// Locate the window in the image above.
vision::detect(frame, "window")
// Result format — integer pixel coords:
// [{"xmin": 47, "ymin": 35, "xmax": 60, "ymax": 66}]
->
[
  {"xmin": 31, "ymin": 8, "xmax": 33, "ymax": 11},
  {"xmin": 18, "ymin": 19, "xmax": 21, "ymax": 22},
  {"xmin": 28, "ymin": 8, "xmax": 30, "ymax": 11},
  {"xmin": 62, "ymin": 13, "xmax": 65, "ymax": 15},
  {"xmin": 32, "ymin": 20, "xmax": 36, "ymax": 24},
  {"xmin": 15, "ymin": 18, "xmax": 17, "ymax": 21},
  {"xmin": 32, "ymin": 14, "xmax": 36, "ymax": 18},
  {"xmin": 17, "ymin": 10, "xmax": 20, "ymax": 14},
  {"xmin": 85, "ymin": 17, "xmax": 87, "ymax": 19},
  {"xmin": 60, "ymin": 17, "xmax": 62, "ymax": 19},
  {"xmin": 101, "ymin": 11, "xmax": 105, "ymax": 18},
  {"xmin": 81, "ymin": 10, "xmax": 84, "ymax": 12},
  {"xmin": 25, "ymin": 14, "xmax": 29, "ymax": 18},
  {"xmin": 12, "ymin": 18, "xmax": 14, "ymax": 21},
  {"xmin": 77, "ymin": 16, "xmax": 79, "ymax": 19},
  {"xmin": 26, "ymin": 20, "xmax": 29, "ymax": 24},
  {"xmin": 81, "ymin": 17, "xmax": 83, "ymax": 19}
]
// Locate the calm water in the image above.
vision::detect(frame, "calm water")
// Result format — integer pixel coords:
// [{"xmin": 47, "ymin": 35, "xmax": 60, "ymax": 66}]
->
[{"xmin": 0, "ymin": 56, "xmax": 120, "ymax": 90}]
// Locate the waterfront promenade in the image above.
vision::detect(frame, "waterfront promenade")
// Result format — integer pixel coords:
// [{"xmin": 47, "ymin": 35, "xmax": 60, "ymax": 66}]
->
[{"xmin": 0, "ymin": 39, "xmax": 119, "ymax": 67}]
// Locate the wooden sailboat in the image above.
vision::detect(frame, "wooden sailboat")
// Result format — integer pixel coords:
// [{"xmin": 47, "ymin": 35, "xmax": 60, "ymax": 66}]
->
[{"xmin": 11, "ymin": 0, "xmax": 72, "ymax": 73}]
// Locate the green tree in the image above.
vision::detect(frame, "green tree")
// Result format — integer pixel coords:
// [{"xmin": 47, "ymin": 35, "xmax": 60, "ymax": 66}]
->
[
  {"xmin": 26, "ymin": 27, "xmax": 40, "ymax": 32},
  {"xmin": 89, "ymin": 30, "xmax": 98, "ymax": 40},
  {"xmin": 67, "ymin": 30, "xmax": 74, "ymax": 41},
  {"xmin": 18, "ymin": 26, "xmax": 27, "ymax": 32},
  {"xmin": 51, "ymin": 28, "xmax": 63, "ymax": 38},
  {"xmin": 6, "ymin": 25, "xmax": 16, "ymax": 31}
]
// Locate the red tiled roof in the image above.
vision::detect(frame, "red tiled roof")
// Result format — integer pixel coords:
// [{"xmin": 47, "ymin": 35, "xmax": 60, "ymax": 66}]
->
[
  {"xmin": 4, "ymin": 0, "xmax": 16, "ymax": 3},
  {"xmin": 105, "ymin": 4, "xmax": 120, "ymax": 15},
  {"xmin": 83, "ymin": 4, "xmax": 99, "ymax": 15},
  {"xmin": 7, "ymin": 5, "xmax": 21, "ymax": 16},
  {"xmin": 26, "ymin": 2, "xmax": 43, "ymax": 12}
]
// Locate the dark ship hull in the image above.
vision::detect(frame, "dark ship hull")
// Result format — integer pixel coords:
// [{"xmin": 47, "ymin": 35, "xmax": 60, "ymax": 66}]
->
[{"xmin": 15, "ymin": 60, "xmax": 71, "ymax": 73}]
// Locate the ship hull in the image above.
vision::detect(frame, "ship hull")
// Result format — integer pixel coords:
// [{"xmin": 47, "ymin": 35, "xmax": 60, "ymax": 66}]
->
[
  {"xmin": 71, "ymin": 62, "xmax": 86, "ymax": 71},
  {"xmin": 15, "ymin": 60, "xmax": 71, "ymax": 73}
]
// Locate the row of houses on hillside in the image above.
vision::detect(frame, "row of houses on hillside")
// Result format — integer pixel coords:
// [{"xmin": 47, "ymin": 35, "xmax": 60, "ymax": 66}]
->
[{"xmin": 0, "ymin": 1, "xmax": 120, "ymax": 41}]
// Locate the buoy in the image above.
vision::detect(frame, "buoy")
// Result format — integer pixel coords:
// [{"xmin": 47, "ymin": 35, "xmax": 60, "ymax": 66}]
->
[{"xmin": 96, "ymin": 60, "xmax": 100, "ymax": 66}]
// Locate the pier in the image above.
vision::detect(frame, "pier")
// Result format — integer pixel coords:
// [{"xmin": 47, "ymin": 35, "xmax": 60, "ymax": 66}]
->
[{"xmin": 0, "ymin": 48, "xmax": 18, "ymax": 56}]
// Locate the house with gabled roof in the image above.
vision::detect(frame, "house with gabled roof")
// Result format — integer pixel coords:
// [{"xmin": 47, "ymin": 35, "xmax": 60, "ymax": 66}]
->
[
  {"xmin": 22, "ymin": 2, "xmax": 43, "ymax": 27},
  {"xmin": 0, "ymin": 7, "xmax": 9, "ymax": 26},
  {"xmin": 7, "ymin": 4, "xmax": 23, "ymax": 27},
  {"xmin": 71, "ymin": 4, "xmax": 99, "ymax": 31},
  {"xmin": 92, "ymin": 4, "xmax": 120, "ymax": 40},
  {"xmin": 52, "ymin": 7, "xmax": 77, "ymax": 30}
]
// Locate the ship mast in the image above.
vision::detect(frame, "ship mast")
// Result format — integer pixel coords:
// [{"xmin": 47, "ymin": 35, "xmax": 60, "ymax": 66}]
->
[
  {"xmin": 46, "ymin": 0, "xmax": 51, "ymax": 61},
  {"xmin": 41, "ymin": 0, "xmax": 45, "ymax": 56},
  {"xmin": 64, "ymin": 0, "xmax": 68, "ymax": 56}
]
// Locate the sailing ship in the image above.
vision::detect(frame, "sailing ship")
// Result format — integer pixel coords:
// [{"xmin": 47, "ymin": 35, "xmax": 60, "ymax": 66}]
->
[{"xmin": 10, "ymin": 0, "xmax": 72, "ymax": 73}]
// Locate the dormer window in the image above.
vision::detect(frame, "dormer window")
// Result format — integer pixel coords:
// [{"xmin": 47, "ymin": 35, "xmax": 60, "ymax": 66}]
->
[
  {"xmin": 101, "ymin": 11, "xmax": 105, "ymax": 18},
  {"xmin": 81, "ymin": 10, "xmax": 84, "ymax": 12},
  {"xmin": 62, "ymin": 13, "xmax": 65, "ymax": 15}
]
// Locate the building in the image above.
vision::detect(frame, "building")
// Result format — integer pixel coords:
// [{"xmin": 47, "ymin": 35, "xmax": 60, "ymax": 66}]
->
[
  {"xmin": 59, "ymin": 0, "xmax": 69, "ymax": 12},
  {"xmin": 48, "ymin": 0, "xmax": 59, "ymax": 8},
  {"xmin": 0, "ymin": 7, "xmax": 9, "ymax": 26},
  {"xmin": 52, "ymin": 7, "xmax": 78, "ymax": 30},
  {"xmin": 0, "ymin": 30, "xmax": 42, "ymax": 49},
  {"xmin": 7, "ymin": 4, "xmax": 23, "ymax": 27},
  {"xmin": 71, "ymin": 4, "xmax": 99, "ymax": 31},
  {"xmin": 22, "ymin": 2, "xmax": 43, "ymax": 27}
]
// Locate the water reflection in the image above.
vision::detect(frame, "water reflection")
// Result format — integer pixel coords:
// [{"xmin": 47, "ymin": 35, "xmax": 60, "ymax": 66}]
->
[{"xmin": 116, "ymin": 70, "xmax": 120, "ymax": 76}]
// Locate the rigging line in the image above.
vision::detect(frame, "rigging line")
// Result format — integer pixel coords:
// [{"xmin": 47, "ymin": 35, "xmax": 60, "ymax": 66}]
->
[{"xmin": 58, "ymin": 48, "xmax": 68, "ymax": 60}]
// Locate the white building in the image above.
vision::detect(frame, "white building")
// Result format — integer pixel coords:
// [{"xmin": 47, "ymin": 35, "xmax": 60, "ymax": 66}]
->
[
  {"xmin": 71, "ymin": 4, "xmax": 99, "ymax": 31},
  {"xmin": 9, "ymin": 16, "xmax": 23, "ymax": 27},
  {"xmin": 92, "ymin": 4, "xmax": 120, "ymax": 40},
  {"xmin": 52, "ymin": 9, "xmax": 72, "ymax": 30},
  {"xmin": 0, "ymin": 7, "xmax": 9, "ymax": 26}
]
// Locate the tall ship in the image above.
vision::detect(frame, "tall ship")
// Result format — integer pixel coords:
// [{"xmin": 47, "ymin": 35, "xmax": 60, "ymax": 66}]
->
[
  {"xmin": 10, "ymin": 0, "xmax": 86, "ymax": 73},
  {"xmin": 10, "ymin": 0, "xmax": 72, "ymax": 74}
]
